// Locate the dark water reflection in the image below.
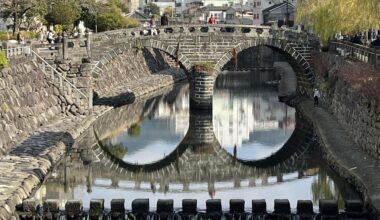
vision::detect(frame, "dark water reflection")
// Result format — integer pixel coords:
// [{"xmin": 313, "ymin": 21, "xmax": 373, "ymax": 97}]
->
[{"xmin": 35, "ymin": 71, "xmax": 361, "ymax": 210}]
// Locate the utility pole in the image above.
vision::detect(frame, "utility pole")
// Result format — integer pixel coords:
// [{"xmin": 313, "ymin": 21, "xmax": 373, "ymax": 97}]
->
[{"xmin": 285, "ymin": 0, "xmax": 289, "ymax": 26}]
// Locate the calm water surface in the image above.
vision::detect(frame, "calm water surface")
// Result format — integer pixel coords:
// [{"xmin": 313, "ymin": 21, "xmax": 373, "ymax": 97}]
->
[{"xmin": 36, "ymin": 71, "xmax": 360, "ymax": 210}]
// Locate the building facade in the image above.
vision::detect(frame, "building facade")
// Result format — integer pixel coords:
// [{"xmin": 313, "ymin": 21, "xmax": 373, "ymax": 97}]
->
[{"xmin": 249, "ymin": 0, "xmax": 296, "ymax": 25}]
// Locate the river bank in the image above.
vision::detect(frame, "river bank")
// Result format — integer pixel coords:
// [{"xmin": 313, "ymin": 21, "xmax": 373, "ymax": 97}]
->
[{"xmin": 0, "ymin": 68, "xmax": 186, "ymax": 219}]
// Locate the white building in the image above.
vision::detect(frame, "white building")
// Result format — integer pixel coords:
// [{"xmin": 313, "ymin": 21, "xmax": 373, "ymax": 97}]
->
[{"xmin": 175, "ymin": 0, "xmax": 249, "ymax": 19}]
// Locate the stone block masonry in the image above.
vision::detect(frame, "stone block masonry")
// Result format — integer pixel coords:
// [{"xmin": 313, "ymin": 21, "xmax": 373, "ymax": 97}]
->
[
  {"xmin": 0, "ymin": 50, "xmax": 186, "ymax": 220},
  {"xmin": 314, "ymin": 53, "xmax": 380, "ymax": 158},
  {"xmin": 0, "ymin": 61, "xmax": 67, "ymax": 156},
  {"xmin": 93, "ymin": 48, "xmax": 184, "ymax": 100}
]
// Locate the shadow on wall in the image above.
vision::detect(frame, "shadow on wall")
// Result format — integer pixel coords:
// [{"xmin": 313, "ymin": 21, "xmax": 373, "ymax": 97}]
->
[
  {"xmin": 9, "ymin": 131, "xmax": 75, "ymax": 158},
  {"xmin": 93, "ymin": 90, "xmax": 136, "ymax": 107}
]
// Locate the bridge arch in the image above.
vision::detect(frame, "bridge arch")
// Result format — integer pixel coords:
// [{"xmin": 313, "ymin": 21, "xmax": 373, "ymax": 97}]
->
[
  {"xmin": 91, "ymin": 38, "xmax": 192, "ymax": 77},
  {"xmin": 214, "ymin": 39, "xmax": 316, "ymax": 93}
]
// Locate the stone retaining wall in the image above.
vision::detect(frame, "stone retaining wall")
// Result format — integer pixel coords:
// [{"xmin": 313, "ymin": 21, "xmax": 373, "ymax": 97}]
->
[
  {"xmin": 328, "ymin": 80, "xmax": 380, "ymax": 157},
  {"xmin": 0, "ymin": 61, "xmax": 67, "ymax": 156},
  {"xmin": 316, "ymin": 53, "xmax": 380, "ymax": 158}
]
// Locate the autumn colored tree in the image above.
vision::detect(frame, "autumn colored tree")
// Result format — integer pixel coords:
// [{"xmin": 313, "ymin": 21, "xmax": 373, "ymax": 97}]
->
[{"xmin": 164, "ymin": 6, "xmax": 174, "ymax": 17}]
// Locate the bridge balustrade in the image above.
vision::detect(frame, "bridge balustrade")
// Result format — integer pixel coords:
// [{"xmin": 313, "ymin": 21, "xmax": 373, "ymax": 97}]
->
[
  {"xmin": 1, "ymin": 43, "xmax": 31, "ymax": 59},
  {"xmin": 90, "ymin": 25, "xmax": 318, "ymax": 45},
  {"xmin": 329, "ymin": 41, "xmax": 380, "ymax": 69}
]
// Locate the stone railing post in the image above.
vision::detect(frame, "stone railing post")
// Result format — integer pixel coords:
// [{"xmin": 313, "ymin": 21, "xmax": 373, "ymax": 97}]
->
[
  {"xmin": 78, "ymin": 59, "xmax": 93, "ymax": 113},
  {"xmin": 189, "ymin": 66, "xmax": 215, "ymax": 111},
  {"xmin": 85, "ymin": 30, "xmax": 91, "ymax": 58},
  {"xmin": 62, "ymin": 31, "xmax": 68, "ymax": 60}
]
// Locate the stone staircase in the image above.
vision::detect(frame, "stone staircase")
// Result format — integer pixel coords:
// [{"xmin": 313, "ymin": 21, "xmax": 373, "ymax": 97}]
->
[{"xmin": 31, "ymin": 50, "xmax": 91, "ymax": 114}]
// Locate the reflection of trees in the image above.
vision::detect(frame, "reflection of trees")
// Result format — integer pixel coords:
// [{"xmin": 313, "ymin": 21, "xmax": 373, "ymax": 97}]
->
[
  {"xmin": 128, "ymin": 123, "xmax": 141, "ymax": 137},
  {"xmin": 102, "ymin": 140, "xmax": 128, "ymax": 160},
  {"xmin": 311, "ymin": 168, "xmax": 345, "ymax": 208}
]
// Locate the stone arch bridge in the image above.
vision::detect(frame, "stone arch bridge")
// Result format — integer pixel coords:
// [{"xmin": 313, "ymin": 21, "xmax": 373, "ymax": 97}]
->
[
  {"xmin": 86, "ymin": 25, "xmax": 319, "ymax": 110},
  {"xmin": 33, "ymin": 25, "xmax": 319, "ymax": 112}
]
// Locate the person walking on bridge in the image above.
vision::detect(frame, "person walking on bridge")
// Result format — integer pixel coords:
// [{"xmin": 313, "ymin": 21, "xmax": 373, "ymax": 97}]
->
[
  {"xmin": 313, "ymin": 88, "xmax": 320, "ymax": 107},
  {"xmin": 161, "ymin": 13, "xmax": 169, "ymax": 26},
  {"xmin": 208, "ymin": 15, "xmax": 217, "ymax": 25}
]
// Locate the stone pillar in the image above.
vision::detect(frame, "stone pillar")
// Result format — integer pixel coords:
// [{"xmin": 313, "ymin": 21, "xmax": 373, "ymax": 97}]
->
[
  {"xmin": 78, "ymin": 59, "xmax": 93, "ymax": 113},
  {"xmin": 189, "ymin": 68, "xmax": 215, "ymax": 111},
  {"xmin": 190, "ymin": 110, "xmax": 214, "ymax": 144},
  {"xmin": 85, "ymin": 30, "xmax": 91, "ymax": 58},
  {"xmin": 62, "ymin": 31, "xmax": 68, "ymax": 60}
]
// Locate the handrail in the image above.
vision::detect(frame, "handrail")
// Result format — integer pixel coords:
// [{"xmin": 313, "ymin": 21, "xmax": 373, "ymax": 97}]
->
[
  {"xmin": 31, "ymin": 50, "xmax": 88, "ymax": 99},
  {"xmin": 330, "ymin": 41, "xmax": 378, "ymax": 55}
]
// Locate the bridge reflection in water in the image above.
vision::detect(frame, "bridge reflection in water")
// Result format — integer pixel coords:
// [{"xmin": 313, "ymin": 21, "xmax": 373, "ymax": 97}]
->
[{"xmin": 34, "ymin": 72, "xmax": 361, "ymax": 210}]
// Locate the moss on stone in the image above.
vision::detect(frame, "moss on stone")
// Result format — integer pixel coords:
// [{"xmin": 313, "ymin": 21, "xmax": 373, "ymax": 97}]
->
[{"xmin": 0, "ymin": 50, "xmax": 8, "ymax": 70}]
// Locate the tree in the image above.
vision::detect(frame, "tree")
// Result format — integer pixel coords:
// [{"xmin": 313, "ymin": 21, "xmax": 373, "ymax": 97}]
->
[
  {"xmin": 296, "ymin": 0, "xmax": 380, "ymax": 45},
  {"xmin": 49, "ymin": 0, "xmax": 81, "ymax": 29},
  {"xmin": 146, "ymin": 3, "xmax": 160, "ymax": 16},
  {"xmin": 77, "ymin": 0, "xmax": 102, "ymax": 32},
  {"xmin": 96, "ymin": 0, "xmax": 139, "ymax": 32},
  {"xmin": 164, "ymin": 6, "xmax": 174, "ymax": 17},
  {"xmin": 0, "ymin": 0, "xmax": 38, "ymax": 35},
  {"xmin": 127, "ymin": 124, "xmax": 141, "ymax": 137}
]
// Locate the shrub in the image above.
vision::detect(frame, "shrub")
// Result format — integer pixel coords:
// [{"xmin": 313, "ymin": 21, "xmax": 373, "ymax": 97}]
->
[
  {"xmin": 0, "ymin": 50, "xmax": 8, "ymax": 70},
  {"xmin": 337, "ymin": 62, "xmax": 380, "ymax": 102},
  {"xmin": 0, "ymin": 31, "xmax": 38, "ymax": 41},
  {"xmin": 194, "ymin": 62, "xmax": 215, "ymax": 74}
]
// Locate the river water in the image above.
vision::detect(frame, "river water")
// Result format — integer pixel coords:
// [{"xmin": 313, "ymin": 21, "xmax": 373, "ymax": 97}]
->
[{"xmin": 35, "ymin": 71, "xmax": 361, "ymax": 211}]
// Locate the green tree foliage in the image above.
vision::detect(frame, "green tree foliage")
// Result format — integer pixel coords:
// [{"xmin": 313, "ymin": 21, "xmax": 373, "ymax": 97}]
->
[
  {"xmin": 49, "ymin": 0, "xmax": 80, "ymax": 29},
  {"xmin": 77, "ymin": 0, "xmax": 102, "ymax": 32},
  {"xmin": 311, "ymin": 168, "xmax": 345, "ymax": 209},
  {"xmin": 0, "ymin": 0, "xmax": 42, "ymax": 34},
  {"xmin": 106, "ymin": 142, "xmax": 128, "ymax": 159},
  {"xmin": 128, "ymin": 123, "xmax": 141, "ymax": 137},
  {"xmin": 96, "ymin": 0, "xmax": 139, "ymax": 32},
  {"xmin": 296, "ymin": 0, "xmax": 380, "ymax": 44},
  {"xmin": 0, "ymin": 50, "xmax": 8, "ymax": 70},
  {"xmin": 146, "ymin": 3, "xmax": 160, "ymax": 16}
]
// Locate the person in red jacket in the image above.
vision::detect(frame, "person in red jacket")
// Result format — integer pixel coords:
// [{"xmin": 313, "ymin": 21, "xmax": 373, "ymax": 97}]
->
[{"xmin": 208, "ymin": 15, "xmax": 217, "ymax": 25}]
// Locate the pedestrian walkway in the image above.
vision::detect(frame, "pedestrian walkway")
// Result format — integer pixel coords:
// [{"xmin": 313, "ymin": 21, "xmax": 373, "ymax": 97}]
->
[{"xmin": 299, "ymin": 100, "xmax": 380, "ymax": 214}]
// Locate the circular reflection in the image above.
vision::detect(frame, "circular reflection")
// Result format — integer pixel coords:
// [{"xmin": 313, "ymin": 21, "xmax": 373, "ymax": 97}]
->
[
  {"xmin": 213, "ymin": 71, "xmax": 296, "ymax": 160},
  {"xmin": 101, "ymin": 85, "xmax": 190, "ymax": 164}
]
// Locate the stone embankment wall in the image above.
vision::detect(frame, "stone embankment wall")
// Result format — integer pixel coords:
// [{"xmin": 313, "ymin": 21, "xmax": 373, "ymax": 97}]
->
[
  {"xmin": 315, "ymin": 53, "xmax": 380, "ymax": 157},
  {"xmin": 0, "ymin": 61, "xmax": 69, "ymax": 156},
  {"xmin": 94, "ymin": 48, "xmax": 181, "ymax": 97}
]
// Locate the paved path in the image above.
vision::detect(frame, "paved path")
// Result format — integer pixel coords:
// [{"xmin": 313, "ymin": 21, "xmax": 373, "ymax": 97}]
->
[{"xmin": 299, "ymin": 100, "xmax": 380, "ymax": 214}]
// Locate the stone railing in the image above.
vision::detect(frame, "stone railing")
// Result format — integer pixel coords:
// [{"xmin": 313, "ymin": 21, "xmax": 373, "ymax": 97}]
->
[
  {"xmin": 90, "ymin": 24, "xmax": 318, "ymax": 47},
  {"xmin": 17, "ymin": 198, "xmax": 371, "ymax": 219},
  {"xmin": 329, "ymin": 41, "xmax": 380, "ymax": 69},
  {"xmin": 1, "ymin": 43, "xmax": 31, "ymax": 58}
]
